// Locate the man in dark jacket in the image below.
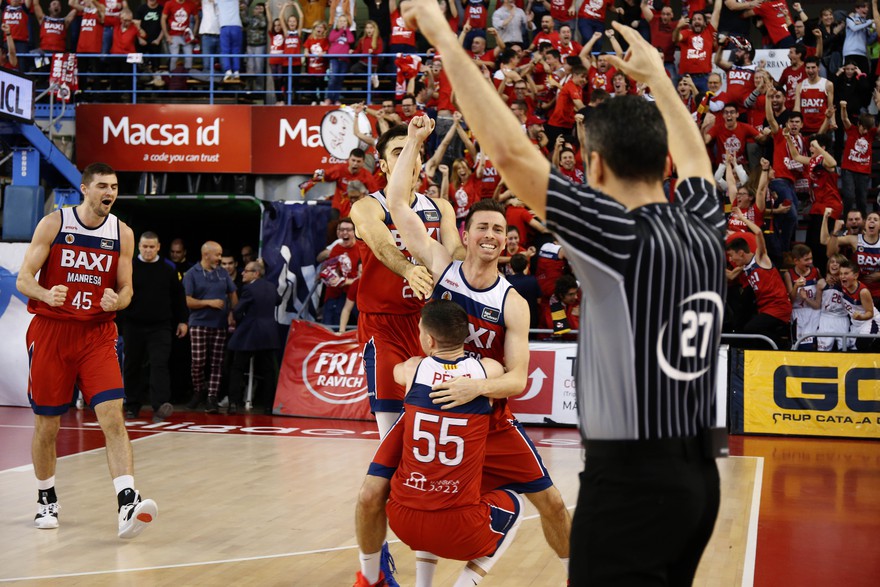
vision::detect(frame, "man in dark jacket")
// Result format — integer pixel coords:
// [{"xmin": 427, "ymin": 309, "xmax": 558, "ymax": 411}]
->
[
  {"xmin": 121, "ymin": 231, "xmax": 189, "ymax": 421},
  {"xmin": 226, "ymin": 260, "xmax": 282, "ymax": 414}
]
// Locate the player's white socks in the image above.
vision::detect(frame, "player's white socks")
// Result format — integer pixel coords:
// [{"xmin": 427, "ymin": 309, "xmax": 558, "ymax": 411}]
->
[
  {"xmin": 415, "ymin": 551, "xmax": 439, "ymax": 587},
  {"xmin": 112, "ymin": 475, "xmax": 135, "ymax": 496},
  {"xmin": 453, "ymin": 567, "xmax": 483, "ymax": 587},
  {"xmin": 359, "ymin": 550, "xmax": 382, "ymax": 584}
]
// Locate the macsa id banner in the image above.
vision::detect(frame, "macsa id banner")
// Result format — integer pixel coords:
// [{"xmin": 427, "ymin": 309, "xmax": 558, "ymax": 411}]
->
[{"xmin": 743, "ymin": 351, "xmax": 880, "ymax": 439}]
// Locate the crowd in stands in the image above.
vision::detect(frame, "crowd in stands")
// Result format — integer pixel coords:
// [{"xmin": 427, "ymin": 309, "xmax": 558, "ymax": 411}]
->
[{"xmin": 4, "ymin": 0, "xmax": 880, "ymax": 350}]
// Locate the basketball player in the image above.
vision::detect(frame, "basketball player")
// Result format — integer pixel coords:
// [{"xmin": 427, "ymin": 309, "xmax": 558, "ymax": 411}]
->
[
  {"xmin": 350, "ymin": 124, "xmax": 462, "ymax": 586},
  {"xmin": 397, "ymin": 5, "xmax": 726, "ymax": 583},
  {"xmin": 373, "ymin": 117, "xmax": 571, "ymax": 583},
  {"xmin": 16, "ymin": 162, "xmax": 158, "ymax": 538},
  {"xmin": 357, "ymin": 300, "xmax": 523, "ymax": 587}
]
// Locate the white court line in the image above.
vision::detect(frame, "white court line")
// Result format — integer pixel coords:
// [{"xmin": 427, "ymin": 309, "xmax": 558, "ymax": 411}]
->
[
  {"xmin": 741, "ymin": 456, "xmax": 763, "ymax": 587},
  {"xmin": 0, "ymin": 433, "xmax": 166, "ymax": 474}
]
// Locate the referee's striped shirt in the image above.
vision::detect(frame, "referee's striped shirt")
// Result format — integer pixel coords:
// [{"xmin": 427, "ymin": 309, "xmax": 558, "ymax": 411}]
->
[{"xmin": 545, "ymin": 170, "xmax": 727, "ymax": 441}]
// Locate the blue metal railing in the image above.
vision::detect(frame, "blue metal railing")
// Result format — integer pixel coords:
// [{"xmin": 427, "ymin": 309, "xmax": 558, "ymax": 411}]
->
[{"xmin": 19, "ymin": 51, "xmax": 418, "ymax": 105}]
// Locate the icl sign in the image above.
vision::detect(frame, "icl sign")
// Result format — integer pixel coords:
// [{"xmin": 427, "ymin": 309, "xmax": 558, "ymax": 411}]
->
[{"xmin": 0, "ymin": 68, "xmax": 34, "ymax": 123}]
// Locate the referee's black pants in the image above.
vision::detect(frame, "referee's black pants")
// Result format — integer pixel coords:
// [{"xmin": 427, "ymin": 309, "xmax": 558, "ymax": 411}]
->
[{"xmin": 569, "ymin": 438, "xmax": 720, "ymax": 586}]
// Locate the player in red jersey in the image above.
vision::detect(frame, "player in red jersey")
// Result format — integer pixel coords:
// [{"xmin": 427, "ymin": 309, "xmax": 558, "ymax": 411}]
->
[
  {"xmin": 16, "ymin": 162, "xmax": 158, "ymax": 539},
  {"xmin": 355, "ymin": 300, "xmax": 523, "ymax": 587},
  {"xmin": 357, "ymin": 116, "xmax": 571, "ymax": 584}
]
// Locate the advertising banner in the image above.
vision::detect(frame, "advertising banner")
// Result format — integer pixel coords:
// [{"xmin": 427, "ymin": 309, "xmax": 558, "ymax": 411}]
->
[
  {"xmin": 274, "ymin": 320, "xmax": 373, "ymax": 421},
  {"xmin": 0, "ymin": 67, "xmax": 34, "ymax": 123},
  {"xmin": 743, "ymin": 351, "xmax": 880, "ymax": 438},
  {"xmin": 76, "ymin": 104, "xmax": 252, "ymax": 173},
  {"xmin": 251, "ymin": 106, "xmax": 354, "ymax": 174},
  {"xmin": 511, "ymin": 342, "xmax": 578, "ymax": 425}
]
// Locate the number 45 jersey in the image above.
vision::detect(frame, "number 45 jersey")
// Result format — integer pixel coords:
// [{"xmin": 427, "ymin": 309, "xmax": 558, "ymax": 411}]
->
[
  {"xmin": 28, "ymin": 207, "xmax": 121, "ymax": 322},
  {"xmin": 368, "ymin": 355, "xmax": 492, "ymax": 510}
]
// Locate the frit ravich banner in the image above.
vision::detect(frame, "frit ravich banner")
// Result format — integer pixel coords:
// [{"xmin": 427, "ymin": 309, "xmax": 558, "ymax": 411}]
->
[
  {"xmin": 743, "ymin": 351, "xmax": 880, "ymax": 438},
  {"xmin": 275, "ymin": 320, "xmax": 373, "ymax": 421},
  {"xmin": 274, "ymin": 321, "xmax": 580, "ymax": 425},
  {"xmin": 76, "ymin": 104, "xmax": 355, "ymax": 175}
]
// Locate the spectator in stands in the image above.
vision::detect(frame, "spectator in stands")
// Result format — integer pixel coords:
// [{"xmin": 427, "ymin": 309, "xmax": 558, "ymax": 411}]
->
[
  {"xmin": 552, "ymin": 139, "xmax": 585, "ymax": 184},
  {"xmin": 765, "ymin": 94, "xmax": 805, "ymax": 253},
  {"xmin": 241, "ymin": 244, "xmax": 257, "ymax": 266},
  {"xmin": 134, "ymin": 0, "xmax": 166, "ymax": 86},
  {"xmin": 32, "ymin": 0, "xmax": 76, "ymax": 70},
  {"xmin": 843, "ymin": 1, "xmax": 873, "ymax": 74},
  {"xmin": 169, "ymin": 238, "xmax": 194, "ymax": 280},
  {"xmin": 822, "ymin": 208, "xmax": 864, "ymax": 261},
  {"xmin": 450, "ymin": 156, "xmax": 482, "ymax": 227},
  {"xmin": 244, "ymin": 1, "xmax": 268, "ymax": 92},
  {"xmin": 541, "ymin": 274, "xmax": 580, "ymax": 339},
  {"xmin": 492, "ymin": 0, "xmax": 528, "ymax": 45},
  {"xmin": 2, "ymin": 0, "xmax": 31, "ymax": 71},
  {"xmin": 183, "ymin": 241, "xmax": 239, "ymax": 413},
  {"xmin": 388, "ymin": 0, "xmax": 417, "ymax": 52},
  {"xmin": 101, "ymin": 0, "xmax": 126, "ymax": 60},
  {"xmin": 200, "ymin": 0, "xmax": 221, "ymax": 69},
  {"xmin": 784, "ymin": 131, "xmax": 841, "ymax": 272},
  {"xmin": 109, "ymin": 8, "xmax": 142, "ymax": 92},
  {"xmin": 726, "ymin": 209, "xmax": 793, "ymax": 348},
  {"xmin": 673, "ymin": 2, "xmax": 721, "ymax": 93},
  {"xmin": 545, "ymin": 63, "xmax": 586, "ymax": 145},
  {"xmin": 744, "ymin": 0, "xmax": 795, "ymax": 48},
  {"xmin": 793, "ymin": 56, "xmax": 833, "ymax": 136},
  {"xmin": 303, "ymin": 19, "xmax": 330, "ymax": 103},
  {"xmin": 780, "ymin": 44, "xmax": 807, "ymax": 110},
  {"xmin": 713, "ymin": 35, "xmax": 756, "ymax": 111},
  {"xmin": 350, "ymin": 19, "xmax": 383, "ymax": 88},
  {"xmin": 276, "ymin": 2, "xmax": 304, "ymax": 100},
  {"xmin": 498, "ymin": 225, "xmax": 532, "ymax": 275},
  {"xmin": 704, "ymin": 103, "xmax": 761, "ymax": 168},
  {"xmin": 361, "ymin": 0, "xmax": 391, "ymax": 47},
  {"xmin": 817, "ymin": 253, "xmax": 853, "ymax": 351},
  {"xmin": 825, "ymin": 211, "xmax": 880, "ymax": 308},
  {"xmin": 218, "ymin": 0, "xmax": 244, "ymax": 82},
  {"xmin": 838, "ymin": 258, "xmax": 880, "ymax": 352},
  {"xmin": 462, "ymin": 0, "xmax": 490, "ymax": 44},
  {"xmin": 121, "ymin": 232, "xmax": 188, "ymax": 422},
  {"xmin": 725, "ymin": 155, "xmax": 766, "ymax": 237},
  {"xmin": 226, "ymin": 260, "xmax": 282, "ymax": 414},
  {"xmin": 576, "ymin": 0, "xmax": 613, "ymax": 50},
  {"xmin": 317, "ymin": 217, "xmax": 361, "ymax": 328},
  {"xmin": 300, "ymin": 0, "xmax": 328, "ymax": 34},
  {"xmin": 718, "ymin": 0, "xmax": 753, "ymax": 43},
  {"xmin": 783, "ymin": 243, "xmax": 824, "ymax": 349},
  {"xmin": 816, "ymin": 7, "xmax": 845, "ymax": 74},
  {"xmin": 325, "ymin": 13, "xmax": 354, "ymax": 105},
  {"xmin": 535, "ymin": 238, "xmax": 567, "ymax": 298},
  {"xmin": 834, "ymin": 62, "xmax": 872, "ymax": 123},
  {"xmin": 839, "ymin": 104, "xmax": 876, "ymax": 216},
  {"xmin": 528, "ymin": 14, "xmax": 559, "ymax": 52},
  {"xmin": 506, "ymin": 253, "xmax": 541, "ymax": 328},
  {"xmin": 70, "ymin": 0, "xmax": 105, "ymax": 89},
  {"xmin": 645, "ymin": 4, "xmax": 679, "ymax": 79},
  {"xmin": 307, "ymin": 148, "xmax": 379, "ymax": 219},
  {"xmin": 162, "ymin": 0, "xmax": 199, "ymax": 77},
  {"xmin": 0, "ymin": 23, "xmax": 17, "ymax": 70},
  {"xmin": 554, "ymin": 23, "xmax": 581, "ymax": 58}
]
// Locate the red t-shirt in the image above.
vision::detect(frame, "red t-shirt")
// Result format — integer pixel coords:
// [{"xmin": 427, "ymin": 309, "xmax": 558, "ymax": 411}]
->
[
  {"xmin": 325, "ymin": 164, "xmax": 379, "ymax": 217},
  {"xmin": 780, "ymin": 64, "xmax": 806, "ymax": 111},
  {"xmin": 284, "ymin": 31, "xmax": 302, "ymax": 66},
  {"xmin": 842, "ymin": 126, "xmax": 876, "ymax": 175},
  {"xmin": 807, "ymin": 155, "xmax": 842, "ymax": 219},
  {"xmin": 547, "ymin": 80, "xmax": 583, "ymax": 128},
  {"xmin": 754, "ymin": 0, "xmax": 792, "ymax": 45},
  {"xmin": 725, "ymin": 66, "xmax": 756, "ymax": 109},
  {"xmin": 555, "ymin": 40, "xmax": 582, "ymax": 59},
  {"xmin": 547, "ymin": 0, "xmax": 573, "ymax": 22},
  {"xmin": 451, "ymin": 173, "xmax": 482, "ymax": 220},
  {"xmin": 323, "ymin": 243, "xmax": 361, "ymax": 300},
  {"xmin": 111, "ymin": 24, "xmax": 139, "ymax": 54},
  {"xmin": 464, "ymin": 0, "xmax": 488, "ymax": 29},
  {"xmin": 558, "ymin": 165, "xmax": 586, "ymax": 184},
  {"xmin": 708, "ymin": 122, "xmax": 759, "ymax": 166},
  {"xmin": 771, "ymin": 131, "xmax": 805, "ymax": 184},
  {"xmin": 478, "ymin": 156, "xmax": 501, "ymax": 200},
  {"xmin": 389, "ymin": 9, "xmax": 416, "ymax": 46},
  {"xmin": 649, "ymin": 16, "xmax": 678, "ymax": 62},
  {"xmin": 678, "ymin": 25, "xmax": 715, "ymax": 75},
  {"xmin": 3, "ymin": 4, "xmax": 30, "ymax": 42},
  {"xmin": 354, "ymin": 36, "xmax": 383, "ymax": 67},
  {"xmin": 587, "ymin": 65, "xmax": 616, "ymax": 95},
  {"xmin": 798, "ymin": 78, "xmax": 829, "ymax": 134},
  {"xmin": 77, "ymin": 6, "xmax": 104, "ymax": 53},
  {"xmin": 269, "ymin": 32, "xmax": 286, "ymax": 65},
  {"xmin": 578, "ymin": 0, "xmax": 614, "ymax": 21},
  {"xmin": 103, "ymin": 0, "xmax": 124, "ymax": 28},
  {"xmin": 40, "ymin": 16, "xmax": 68, "ymax": 53},
  {"xmin": 744, "ymin": 257, "xmax": 792, "ymax": 322},
  {"xmin": 727, "ymin": 203, "xmax": 764, "ymax": 235},
  {"xmin": 163, "ymin": 1, "xmax": 198, "ymax": 37},
  {"xmin": 505, "ymin": 205, "xmax": 537, "ymax": 246},
  {"xmin": 304, "ymin": 37, "xmax": 330, "ymax": 74}
]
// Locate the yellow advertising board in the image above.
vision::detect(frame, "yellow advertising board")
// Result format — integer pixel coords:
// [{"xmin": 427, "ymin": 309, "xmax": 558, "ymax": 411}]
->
[{"xmin": 743, "ymin": 351, "xmax": 880, "ymax": 438}]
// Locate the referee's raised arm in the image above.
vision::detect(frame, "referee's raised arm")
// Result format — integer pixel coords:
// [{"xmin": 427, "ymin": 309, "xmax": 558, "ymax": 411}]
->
[{"xmin": 605, "ymin": 21, "xmax": 715, "ymax": 185}]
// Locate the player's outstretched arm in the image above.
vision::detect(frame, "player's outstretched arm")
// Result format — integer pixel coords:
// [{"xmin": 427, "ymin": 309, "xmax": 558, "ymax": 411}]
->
[
  {"xmin": 605, "ymin": 22, "xmax": 713, "ymax": 184},
  {"xmin": 17, "ymin": 212, "xmax": 67, "ymax": 307},
  {"xmin": 351, "ymin": 196, "xmax": 434, "ymax": 299},
  {"xmin": 387, "ymin": 116, "xmax": 454, "ymax": 278},
  {"xmin": 400, "ymin": 0, "xmax": 550, "ymax": 219}
]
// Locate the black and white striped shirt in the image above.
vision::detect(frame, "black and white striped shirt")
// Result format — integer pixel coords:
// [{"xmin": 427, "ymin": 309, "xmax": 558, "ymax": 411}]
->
[{"xmin": 545, "ymin": 170, "xmax": 727, "ymax": 440}]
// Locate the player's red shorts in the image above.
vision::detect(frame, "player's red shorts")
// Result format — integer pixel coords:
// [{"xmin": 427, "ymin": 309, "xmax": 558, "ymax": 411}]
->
[
  {"xmin": 387, "ymin": 489, "xmax": 521, "ymax": 561},
  {"xmin": 358, "ymin": 312, "xmax": 420, "ymax": 414},
  {"xmin": 27, "ymin": 315, "xmax": 124, "ymax": 415},
  {"xmin": 482, "ymin": 408, "xmax": 554, "ymax": 494}
]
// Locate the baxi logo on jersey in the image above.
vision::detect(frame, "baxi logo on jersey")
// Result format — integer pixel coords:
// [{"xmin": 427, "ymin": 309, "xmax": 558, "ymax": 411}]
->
[{"xmin": 656, "ymin": 291, "xmax": 724, "ymax": 382}]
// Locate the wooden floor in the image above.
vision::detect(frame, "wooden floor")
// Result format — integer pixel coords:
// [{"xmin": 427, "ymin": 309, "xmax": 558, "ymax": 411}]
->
[{"xmin": 0, "ymin": 411, "xmax": 760, "ymax": 587}]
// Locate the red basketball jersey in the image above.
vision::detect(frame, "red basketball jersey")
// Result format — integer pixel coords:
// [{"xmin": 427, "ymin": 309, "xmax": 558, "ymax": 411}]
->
[
  {"xmin": 356, "ymin": 191, "xmax": 444, "ymax": 314},
  {"xmin": 28, "ymin": 207, "xmax": 121, "ymax": 322}
]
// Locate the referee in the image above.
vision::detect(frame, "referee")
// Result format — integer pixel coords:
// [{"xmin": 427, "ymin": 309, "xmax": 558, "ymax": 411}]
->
[{"xmin": 400, "ymin": 5, "xmax": 727, "ymax": 585}]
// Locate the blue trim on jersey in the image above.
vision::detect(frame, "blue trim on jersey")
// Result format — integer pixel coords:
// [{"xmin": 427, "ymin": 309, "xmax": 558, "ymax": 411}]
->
[
  {"xmin": 372, "ymin": 397, "xmax": 404, "ymax": 414},
  {"xmin": 72, "ymin": 206, "xmax": 111, "ymax": 231},
  {"xmin": 405, "ymin": 383, "xmax": 493, "ymax": 414},
  {"xmin": 459, "ymin": 264, "xmax": 501, "ymax": 294},
  {"xmin": 90, "ymin": 387, "xmax": 125, "ymax": 407},
  {"xmin": 52, "ymin": 232, "xmax": 121, "ymax": 252},
  {"xmin": 367, "ymin": 462, "xmax": 397, "ymax": 479}
]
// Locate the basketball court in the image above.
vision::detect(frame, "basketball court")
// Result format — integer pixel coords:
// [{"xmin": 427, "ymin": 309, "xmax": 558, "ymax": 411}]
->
[{"xmin": 0, "ymin": 406, "xmax": 877, "ymax": 586}]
